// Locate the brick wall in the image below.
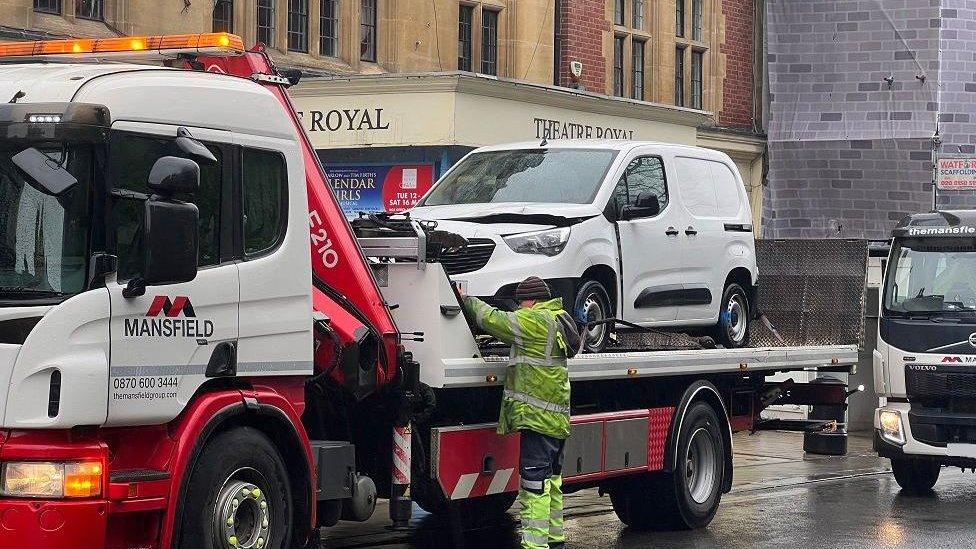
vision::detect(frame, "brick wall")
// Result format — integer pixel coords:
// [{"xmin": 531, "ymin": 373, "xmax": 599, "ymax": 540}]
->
[
  {"xmin": 556, "ymin": 0, "xmax": 608, "ymax": 93},
  {"xmin": 719, "ymin": 0, "xmax": 755, "ymax": 129}
]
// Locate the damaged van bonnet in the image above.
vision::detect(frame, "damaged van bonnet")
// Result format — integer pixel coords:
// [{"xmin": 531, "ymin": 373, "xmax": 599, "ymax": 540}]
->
[{"xmin": 409, "ymin": 140, "xmax": 758, "ymax": 352}]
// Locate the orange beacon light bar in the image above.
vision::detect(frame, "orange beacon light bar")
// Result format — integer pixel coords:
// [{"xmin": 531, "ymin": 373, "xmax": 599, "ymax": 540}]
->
[{"xmin": 0, "ymin": 32, "xmax": 244, "ymax": 58}]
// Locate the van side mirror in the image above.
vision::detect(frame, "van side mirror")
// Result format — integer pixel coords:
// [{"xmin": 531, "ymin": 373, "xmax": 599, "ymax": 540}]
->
[
  {"xmin": 123, "ymin": 158, "xmax": 200, "ymax": 298},
  {"xmin": 619, "ymin": 191, "xmax": 661, "ymax": 221}
]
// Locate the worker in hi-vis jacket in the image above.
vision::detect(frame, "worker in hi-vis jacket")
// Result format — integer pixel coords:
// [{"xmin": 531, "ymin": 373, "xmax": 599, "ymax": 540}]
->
[{"xmin": 461, "ymin": 276, "xmax": 581, "ymax": 549}]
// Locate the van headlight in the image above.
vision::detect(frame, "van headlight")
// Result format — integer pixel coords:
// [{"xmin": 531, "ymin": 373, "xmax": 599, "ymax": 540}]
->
[
  {"xmin": 503, "ymin": 227, "xmax": 571, "ymax": 256},
  {"xmin": 1, "ymin": 461, "xmax": 102, "ymax": 498},
  {"xmin": 879, "ymin": 409, "xmax": 906, "ymax": 445}
]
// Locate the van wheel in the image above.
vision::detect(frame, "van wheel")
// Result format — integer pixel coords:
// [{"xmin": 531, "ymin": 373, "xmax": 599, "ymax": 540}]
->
[
  {"xmin": 891, "ymin": 458, "xmax": 941, "ymax": 494},
  {"xmin": 714, "ymin": 283, "xmax": 750, "ymax": 348},
  {"xmin": 177, "ymin": 427, "xmax": 293, "ymax": 549},
  {"xmin": 574, "ymin": 280, "xmax": 612, "ymax": 353}
]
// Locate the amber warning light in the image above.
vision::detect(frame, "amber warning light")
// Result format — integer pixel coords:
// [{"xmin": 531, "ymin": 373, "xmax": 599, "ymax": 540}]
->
[{"xmin": 0, "ymin": 32, "xmax": 244, "ymax": 58}]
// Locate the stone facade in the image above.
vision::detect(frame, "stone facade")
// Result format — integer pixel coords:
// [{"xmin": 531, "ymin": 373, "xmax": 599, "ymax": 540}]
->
[{"xmin": 765, "ymin": 0, "xmax": 976, "ymax": 239}]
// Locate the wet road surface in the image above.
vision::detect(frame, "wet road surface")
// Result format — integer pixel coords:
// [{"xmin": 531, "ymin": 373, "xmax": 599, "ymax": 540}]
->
[{"xmin": 323, "ymin": 432, "xmax": 976, "ymax": 548}]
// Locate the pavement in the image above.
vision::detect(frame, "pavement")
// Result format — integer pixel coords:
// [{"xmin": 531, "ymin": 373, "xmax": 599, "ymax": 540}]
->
[{"xmin": 322, "ymin": 431, "xmax": 976, "ymax": 548}]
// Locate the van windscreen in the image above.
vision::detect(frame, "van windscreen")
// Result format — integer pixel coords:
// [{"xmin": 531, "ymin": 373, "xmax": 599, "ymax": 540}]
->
[{"xmin": 421, "ymin": 148, "xmax": 618, "ymax": 205}]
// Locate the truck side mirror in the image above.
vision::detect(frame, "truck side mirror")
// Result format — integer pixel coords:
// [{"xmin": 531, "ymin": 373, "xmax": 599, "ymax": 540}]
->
[
  {"xmin": 124, "ymin": 157, "xmax": 200, "ymax": 297},
  {"xmin": 619, "ymin": 191, "xmax": 661, "ymax": 221}
]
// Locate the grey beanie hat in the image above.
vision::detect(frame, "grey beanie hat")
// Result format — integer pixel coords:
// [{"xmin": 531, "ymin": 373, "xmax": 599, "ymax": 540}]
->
[{"xmin": 515, "ymin": 276, "xmax": 552, "ymax": 302}]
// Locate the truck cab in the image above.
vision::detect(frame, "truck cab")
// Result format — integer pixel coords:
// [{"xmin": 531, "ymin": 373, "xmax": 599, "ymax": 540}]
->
[{"xmin": 875, "ymin": 210, "xmax": 976, "ymax": 492}]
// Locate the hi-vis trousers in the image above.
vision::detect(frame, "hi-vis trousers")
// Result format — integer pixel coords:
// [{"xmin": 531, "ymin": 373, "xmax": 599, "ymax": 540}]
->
[{"xmin": 518, "ymin": 430, "xmax": 566, "ymax": 549}]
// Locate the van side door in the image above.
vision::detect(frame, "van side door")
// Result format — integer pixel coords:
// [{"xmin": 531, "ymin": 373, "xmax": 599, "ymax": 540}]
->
[
  {"xmin": 106, "ymin": 125, "xmax": 239, "ymax": 426},
  {"xmin": 672, "ymin": 156, "xmax": 748, "ymax": 322},
  {"xmin": 611, "ymin": 154, "xmax": 685, "ymax": 325}
]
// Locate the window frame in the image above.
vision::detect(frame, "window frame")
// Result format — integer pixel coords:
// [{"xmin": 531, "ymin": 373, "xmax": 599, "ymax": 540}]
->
[
  {"xmin": 287, "ymin": 0, "xmax": 310, "ymax": 53},
  {"xmin": 75, "ymin": 0, "xmax": 103, "ymax": 21},
  {"xmin": 105, "ymin": 130, "xmax": 234, "ymax": 281},
  {"xmin": 33, "ymin": 0, "xmax": 61, "ymax": 14},
  {"xmin": 613, "ymin": 35, "xmax": 625, "ymax": 97},
  {"xmin": 360, "ymin": 0, "xmax": 378, "ymax": 62},
  {"xmin": 632, "ymin": 0, "xmax": 644, "ymax": 30},
  {"xmin": 675, "ymin": 0, "xmax": 685, "ymax": 37},
  {"xmin": 212, "ymin": 0, "xmax": 234, "ymax": 33},
  {"xmin": 611, "ymin": 154, "xmax": 669, "ymax": 220},
  {"xmin": 691, "ymin": 50, "xmax": 703, "ymax": 109},
  {"xmin": 631, "ymin": 39, "xmax": 645, "ymax": 101},
  {"xmin": 240, "ymin": 147, "xmax": 289, "ymax": 260},
  {"xmin": 257, "ymin": 0, "xmax": 277, "ymax": 47},
  {"xmin": 691, "ymin": 0, "xmax": 703, "ymax": 41},
  {"xmin": 458, "ymin": 4, "xmax": 474, "ymax": 72},
  {"xmin": 482, "ymin": 8, "xmax": 499, "ymax": 76},
  {"xmin": 319, "ymin": 0, "xmax": 340, "ymax": 57},
  {"xmin": 675, "ymin": 46, "xmax": 685, "ymax": 107},
  {"xmin": 614, "ymin": 0, "xmax": 625, "ymax": 26}
]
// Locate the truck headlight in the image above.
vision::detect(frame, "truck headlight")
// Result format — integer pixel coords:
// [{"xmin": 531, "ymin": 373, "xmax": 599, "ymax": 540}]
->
[
  {"xmin": 879, "ymin": 410, "xmax": 905, "ymax": 445},
  {"xmin": 1, "ymin": 461, "xmax": 102, "ymax": 498},
  {"xmin": 503, "ymin": 227, "xmax": 571, "ymax": 256}
]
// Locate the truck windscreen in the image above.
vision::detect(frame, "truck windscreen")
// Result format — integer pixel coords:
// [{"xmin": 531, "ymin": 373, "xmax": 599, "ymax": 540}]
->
[
  {"xmin": 884, "ymin": 237, "xmax": 976, "ymax": 316},
  {"xmin": 420, "ymin": 148, "xmax": 618, "ymax": 206},
  {"xmin": 0, "ymin": 145, "xmax": 92, "ymax": 298}
]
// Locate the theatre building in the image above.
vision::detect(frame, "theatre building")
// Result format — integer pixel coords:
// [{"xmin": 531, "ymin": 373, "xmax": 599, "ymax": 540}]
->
[{"xmin": 2, "ymin": 0, "xmax": 766, "ymax": 226}]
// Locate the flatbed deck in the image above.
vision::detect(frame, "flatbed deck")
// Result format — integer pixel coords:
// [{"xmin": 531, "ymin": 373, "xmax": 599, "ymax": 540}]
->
[{"xmin": 436, "ymin": 344, "xmax": 859, "ymax": 388}]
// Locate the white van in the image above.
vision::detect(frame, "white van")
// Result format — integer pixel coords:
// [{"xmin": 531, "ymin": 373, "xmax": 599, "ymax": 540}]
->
[{"xmin": 409, "ymin": 140, "xmax": 758, "ymax": 351}]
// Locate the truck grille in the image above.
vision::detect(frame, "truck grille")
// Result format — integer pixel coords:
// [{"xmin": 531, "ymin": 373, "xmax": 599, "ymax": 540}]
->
[
  {"xmin": 437, "ymin": 238, "xmax": 496, "ymax": 275},
  {"xmin": 907, "ymin": 370, "xmax": 976, "ymax": 400}
]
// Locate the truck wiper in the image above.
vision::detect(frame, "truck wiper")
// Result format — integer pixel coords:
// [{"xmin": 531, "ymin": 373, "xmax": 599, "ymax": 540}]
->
[{"xmin": 0, "ymin": 287, "xmax": 66, "ymax": 297}]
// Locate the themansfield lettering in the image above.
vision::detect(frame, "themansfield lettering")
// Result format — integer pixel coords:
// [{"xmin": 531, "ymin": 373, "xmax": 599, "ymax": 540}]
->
[
  {"xmin": 534, "ymin": 117, "xmax": 635, "ymax": 140},
  {"xmin": 907, "ymin": 226, "xmax": 976, "ymax": 236},
  {"xmin": 298, "ymin": 108, "xmax": 390, "ymax": 132}
]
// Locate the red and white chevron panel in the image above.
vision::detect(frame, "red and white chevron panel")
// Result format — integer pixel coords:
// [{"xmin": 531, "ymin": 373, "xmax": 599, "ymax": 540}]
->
[
  {"xmin": 430, "ymin": 406, "xmax": 677, "ymax": 500},
  {"xmin": 432, "ymin": 424, "xmax": 521, "ymax": 500},
  {"xmin": 392, "ymin": 424, "xmax": 411, "ymax": 485}
]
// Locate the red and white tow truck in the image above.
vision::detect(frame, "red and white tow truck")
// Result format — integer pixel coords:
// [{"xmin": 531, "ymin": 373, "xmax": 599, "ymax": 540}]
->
[{"xmin": 0, "ymin": 33, "xmax": 863, "ymax": 549}]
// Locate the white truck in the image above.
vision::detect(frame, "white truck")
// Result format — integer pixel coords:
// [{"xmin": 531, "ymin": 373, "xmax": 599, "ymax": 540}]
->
[
  {"xmin": 874, "ymin": 210, "xmax": 976, "ymax": 492},
  {"xmin": 0, "ymin": 32, "xmax": 864, "ymax": 549}
]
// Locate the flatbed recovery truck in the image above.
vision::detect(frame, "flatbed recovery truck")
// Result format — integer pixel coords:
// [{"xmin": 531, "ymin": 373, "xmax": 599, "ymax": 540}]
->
[{"xmin": 0, "ymin": 33, "xmax": 864, "ymax": 549}]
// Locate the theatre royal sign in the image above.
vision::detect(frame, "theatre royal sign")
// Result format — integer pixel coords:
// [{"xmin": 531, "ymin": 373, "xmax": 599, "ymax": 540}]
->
[{"xmin": 290, "ymin": 73, "xmax": 702, "ymax": 150}]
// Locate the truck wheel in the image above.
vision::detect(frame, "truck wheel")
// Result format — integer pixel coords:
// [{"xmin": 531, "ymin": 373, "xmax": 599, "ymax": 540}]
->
[
  {"xmin": 610, "ymin": 401, "xmax": 724, "ymax": 530},
  {"xmin": 574, "ymin": 279, "xmax": 612, "ymax": 353},
  {"xmin": 891, "ymin": 458, "xmax": 941, "ymax": 494},
  {"xmin": 713, "ymin": 283, "xmax": 750, "ymax": 348},
  {"xmin": 177, "ymin": 427, "xmax": 293, "ymax": 549}
]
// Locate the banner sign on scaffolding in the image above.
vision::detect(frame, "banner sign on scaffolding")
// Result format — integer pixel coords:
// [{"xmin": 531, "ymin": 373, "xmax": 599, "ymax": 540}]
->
[{"xmin": 936, "ymin": 155, "xmax": 976, "ymax": 190}]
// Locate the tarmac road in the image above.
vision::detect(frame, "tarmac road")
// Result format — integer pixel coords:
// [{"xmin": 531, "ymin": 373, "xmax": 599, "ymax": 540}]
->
[{"xmin": 322, "ymin": 432, "xmax": 976, "ymax": 548}]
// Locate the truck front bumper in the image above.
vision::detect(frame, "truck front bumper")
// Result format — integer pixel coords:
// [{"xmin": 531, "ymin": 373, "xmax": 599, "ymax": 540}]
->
[
  {"xmin": 875, "ymin": 402, "xmax": 976, "ymax": 468},
  {"xmin": 0, "ymin": 498, "xmax": 107, "ymax": 548}
]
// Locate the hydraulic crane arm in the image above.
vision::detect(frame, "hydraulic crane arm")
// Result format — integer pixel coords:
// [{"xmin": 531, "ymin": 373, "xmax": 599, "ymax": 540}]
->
[{"xmin": 192, "ymin": 45, "xmax": 401, "ymax": 390}]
